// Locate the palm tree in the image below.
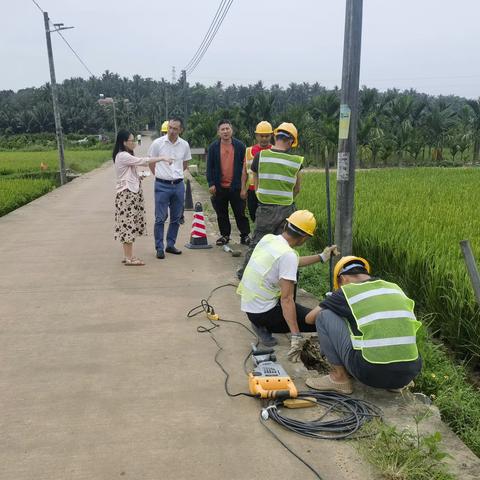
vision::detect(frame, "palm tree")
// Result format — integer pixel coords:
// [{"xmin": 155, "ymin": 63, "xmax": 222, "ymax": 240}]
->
[{"xmin": 466, "ymin": 98, "xmax": 480, "ymax": 162}]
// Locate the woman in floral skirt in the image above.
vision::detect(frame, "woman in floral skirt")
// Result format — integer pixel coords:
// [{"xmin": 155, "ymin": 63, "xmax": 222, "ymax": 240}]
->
[{"xmin": 113, "ymin": 130, "xmax": 171, "ymax": 265}]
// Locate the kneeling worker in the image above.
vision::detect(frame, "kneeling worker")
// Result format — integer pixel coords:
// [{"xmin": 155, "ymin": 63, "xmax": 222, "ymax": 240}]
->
[
  {"xmin": 304, "ymin": 256, "xmax": 422, "ymax": 394},
  {"xmin": 237, "ymin": 210, "xmax": 338, "ymax": 361}
]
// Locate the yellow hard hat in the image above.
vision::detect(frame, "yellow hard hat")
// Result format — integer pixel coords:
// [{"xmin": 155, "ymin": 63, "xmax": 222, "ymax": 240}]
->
[
  {"xmin": 255, "ymin": 121, "xmax": 273, "ymax": 134},
  {"xmin": 286, "ymin": 210, "xmax": 316, "ymax": 237},
  {"xmin": 274, "ymin": 122, "xmax": 298, "ymax": 148},
  {"xmin": 333, "ymin": 256, "xmax": 371, "ymax": 290},
  {"xmin": 161, "ymin": 120, "xmax": 169, "ymax": 133}
]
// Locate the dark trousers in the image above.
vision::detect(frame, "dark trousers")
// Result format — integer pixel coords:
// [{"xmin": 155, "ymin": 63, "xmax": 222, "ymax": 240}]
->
[
  {"xmin": 240, "ymin": 203, "xmax": 296, "ymax": 272},
  {"xmin": 211, "ymin": 187, "xmax": 250, "ymax": 238},
  {"xmin": 247, "ymin": 303, "xmax": 316, "ymax": 334},
  {"xmin": 154, "ymin": 180, "xmax": 185, "ymax": 251},
  {"xmin": 247, "ymin": 189, "xmax": 258, "ymax": 222}
]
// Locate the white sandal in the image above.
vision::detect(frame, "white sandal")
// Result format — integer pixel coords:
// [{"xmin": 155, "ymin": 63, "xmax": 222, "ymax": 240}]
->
[{"xmin": 124, "ymin": 257, "xmax": 145, "ymax": 266}]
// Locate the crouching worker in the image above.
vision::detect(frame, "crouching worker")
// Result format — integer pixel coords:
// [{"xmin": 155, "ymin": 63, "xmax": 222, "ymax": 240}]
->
[
  {"xmin": 304, "ymin": 256, "xmax": 422, "ymax": 394},
  {"xmin": 237, "ymin": 210, "xmax": 338, "ymax": 361}
]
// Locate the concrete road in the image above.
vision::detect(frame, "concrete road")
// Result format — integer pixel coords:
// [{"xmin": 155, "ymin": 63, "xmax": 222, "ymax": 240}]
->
[{"xmin": 0, "ymin": 137, "xmax": 376, "ymax": 480}]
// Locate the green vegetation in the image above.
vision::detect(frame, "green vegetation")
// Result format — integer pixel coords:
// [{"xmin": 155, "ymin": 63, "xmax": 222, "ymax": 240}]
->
[
  {"xmin": 0, "ymin": 150, "xmax": 111, "ymax": 175},
  {"xmin": 2, "ymin": 73, "xmax": 480, "ymax": 167},
  {"xmin": 0, "ymin": 178, "xmax": 56, "ymax": 216},
  {"xmin": 293, "ymin": 169, "xmax": 480, "ymax": 457},
  {"xmin": 414, "ymin": 325, "xmax": 480, "ymax": 456},
  {"xmin": 0, "ymin": 150, "xmax": 111, "ymax": 217},
  {"xmin": 0, "ymin": 133, "xmax": 112, "ymax": 151},
  {"xmin": 358, "ymin": 418, "xmax": 454, "ymax": 480},
  {"xmin": 297, "ymin": 169, "xmax": 480, "ymax": 363}
]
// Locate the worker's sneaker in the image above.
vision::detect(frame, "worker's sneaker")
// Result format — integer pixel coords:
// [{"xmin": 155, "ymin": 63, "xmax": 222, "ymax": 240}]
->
[
  {"xmin": 305, "ymin": 375, "xmax": 353, "ymax": 395},
  {"xmin": 251, "ymin": 323, "xmax": 278, "ymax": 347},
  {"xmin": 240, "ymin": 235, "xmax": 251, "ymax": 245},
  {"xmin": 216, "ymin": 236, "xmax": 230, "ymax": 246}
]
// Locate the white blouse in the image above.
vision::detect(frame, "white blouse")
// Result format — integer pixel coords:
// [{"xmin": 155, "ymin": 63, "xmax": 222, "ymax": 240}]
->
[{"xmin": 114, "ymin": 151, "xmax": 150, "ymax": 194}]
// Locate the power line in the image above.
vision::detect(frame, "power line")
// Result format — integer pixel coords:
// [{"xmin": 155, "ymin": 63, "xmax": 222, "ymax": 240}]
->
[
  {"xmin": 187, "ymin": 0, "xmax": 233, "ymax": 76},
  {"xmin": 184, "ymin": 0, "xmax": 228, "ymax": 72},
  {"xmin": 55, "ymin": 29, "xmax": 94, "ymax": 77},
  {"xmin": 185, "ymin": 0, "xmax": 234, "ymax": 76},
  {"xmin": 31, "ymin": 0, "xmax": 44, "ymax": 13},
  {"xmin": 31, "ymin": 0, "xmax": 94, "ymax": 77}
]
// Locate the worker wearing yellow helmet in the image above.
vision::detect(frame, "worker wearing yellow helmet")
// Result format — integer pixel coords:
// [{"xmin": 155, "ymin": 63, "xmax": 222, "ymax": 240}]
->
[
  {"xmin": 240, "ymin": 121, "xmax": 274, "ymax": 222},
  {"xmin": 303, "ymin": 256, "xmax": 422, "ymax": 394},
  {"xmin": 237, "ymin": 210, "xmax": 338, "ymax": 360},
  {"xmin": 160, "ymin": 120, "xmax": 169, "ymax": 136},
  {"xmin": 237, "ymin": 122, "xmax": 303, "ymax": 279}
]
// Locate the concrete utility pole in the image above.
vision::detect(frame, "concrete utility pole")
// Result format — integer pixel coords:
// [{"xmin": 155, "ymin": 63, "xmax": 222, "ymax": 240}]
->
[
  {"xmin": 181, "ymin": 69, "xmax": 187, "ymax": 124},
  {"xmin": 43, "ymin": 12, "xmax": 72, "ymax": 186},
  {"xmin": 334, "ymin": 0, "xmax": 363, "ymax": 256}
]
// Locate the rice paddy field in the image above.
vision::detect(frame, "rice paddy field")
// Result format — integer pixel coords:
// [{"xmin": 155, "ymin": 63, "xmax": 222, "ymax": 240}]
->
[
  {"xmin": 0, "ymin": 150, "xmax": 111, "ymax": 217},
  {"xmin": 297, "ymin": 168, "xmax": 480, "ymax": 364}
]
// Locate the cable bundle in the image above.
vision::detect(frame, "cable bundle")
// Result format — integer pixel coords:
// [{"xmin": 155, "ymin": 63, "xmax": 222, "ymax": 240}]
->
[{"xmin": 263, "ymin": 391, "xmax": 382, "ymax": 440}]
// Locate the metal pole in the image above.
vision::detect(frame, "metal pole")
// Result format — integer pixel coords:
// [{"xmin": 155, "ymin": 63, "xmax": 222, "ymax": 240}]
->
[
  {"xmin": 460, "ymin": 240, "xmax": 480, "ymax": 306},
  {"xmin": 43, "ymin": 11, "xmax": 67, "ymax": 185},
  {"xmin": 181, "ymin": 69, "xmax": 187, "ymax": 124},
  {"xmin": 112, "ymin": 100, "xmax": 118, "ymax": 138},
  {"xmin": 325, "ymin": 146, "xmax": 333, "ymax": 291},
  {"xmin": 334, "ymin": 0, "xmax": 363, "ymax": 256}
]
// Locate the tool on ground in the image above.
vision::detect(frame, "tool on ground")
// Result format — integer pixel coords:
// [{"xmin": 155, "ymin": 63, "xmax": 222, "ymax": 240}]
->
[
  {"xmin": 249, "ymin": 346, "xmax": 298, "ymax": 399},
  {"xmin": 222, "ymin": 244, "xmax": 241, "ymax": 257},
  {"xmin": 185, "ymin": 202, "xmax": 212, "ymax": 249}
]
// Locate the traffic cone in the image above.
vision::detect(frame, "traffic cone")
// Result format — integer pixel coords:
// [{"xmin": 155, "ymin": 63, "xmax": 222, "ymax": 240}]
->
[
  {"xmin": 184, "ymin": 179, "xmax": 194, "ymax": 211},
  {"xmin": 185, "ymin": 202, "xmax": 212, "ymax": 249}
]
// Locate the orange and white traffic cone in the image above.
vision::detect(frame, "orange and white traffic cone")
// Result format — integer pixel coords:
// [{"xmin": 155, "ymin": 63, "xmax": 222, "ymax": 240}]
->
[{"xmin": 185, "ymin": 202, "xmax": 212, "ymax": 249}]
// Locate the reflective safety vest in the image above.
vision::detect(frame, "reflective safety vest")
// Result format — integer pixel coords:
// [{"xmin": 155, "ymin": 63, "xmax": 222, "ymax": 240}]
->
[
  {"xmin": 256, "ymin": 150, "xmax": 303, "ymax": 205},
  {"xmin": 237, "ymin": 234, "xmax": 298, "ymax": 311},
  {"xmin": 245, "ymin": 146, "xmax": 255, "ymax": 189},
  {"xmin": 342, "ymin": 280, "xmax": 421, "ymax": 364}
]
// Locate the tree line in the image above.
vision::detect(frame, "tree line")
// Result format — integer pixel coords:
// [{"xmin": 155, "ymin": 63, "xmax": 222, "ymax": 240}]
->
[{"xmin": 1, "ymin": 70, "xmax": 479, "ymax": 166}]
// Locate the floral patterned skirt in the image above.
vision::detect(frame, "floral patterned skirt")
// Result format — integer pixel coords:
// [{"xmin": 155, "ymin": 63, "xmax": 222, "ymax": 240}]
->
[{"xmin": 114, "ymin": 188, "xmax": 146, "ymax": 243}]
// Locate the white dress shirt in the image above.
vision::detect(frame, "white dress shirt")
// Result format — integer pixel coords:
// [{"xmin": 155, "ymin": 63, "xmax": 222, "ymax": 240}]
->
[{"xmin": 148, "ymin": 135, "xmax": 192, "ymax": 180}]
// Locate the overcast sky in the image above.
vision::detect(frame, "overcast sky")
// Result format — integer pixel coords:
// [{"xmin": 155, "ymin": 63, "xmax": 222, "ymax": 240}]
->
[{"xmin": 2, "ymin": 0, "xmax": 479, "ymax": 98}]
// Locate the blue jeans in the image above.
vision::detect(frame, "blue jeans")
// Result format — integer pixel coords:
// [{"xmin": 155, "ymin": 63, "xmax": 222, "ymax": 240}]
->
[{"xmin": 154, "ymin": 180, "xmax": 185, "ymax": 251}]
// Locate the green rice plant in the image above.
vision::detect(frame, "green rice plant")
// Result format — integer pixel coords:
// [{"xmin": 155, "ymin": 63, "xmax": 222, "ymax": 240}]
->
[
  {"xmin": 0, "ymin": 178, "xmax": 56, "ymax": 216},
  {"xmin": 296, "ymin": 168, "xmax": 480, "ymax": 363},
  {"xmin": 0, "ymin": 150, "xmax": 111, "ymax": 175}
]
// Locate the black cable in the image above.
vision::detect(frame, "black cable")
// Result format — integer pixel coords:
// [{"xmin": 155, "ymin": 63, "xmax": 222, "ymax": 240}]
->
[
  {"xmin": 187, "ymin": 285, "xmax": 258, "ymax": 396},
  {"xmin": 260, "ymin": 418, "xmax": 324, "ymax": 480},
  {"xmin": 188, "ymin": 284, "xmax": 381, "ymax": 480},
  {"xmin": 263, "ymin": 391, "xmax": 382, "ymax": 441}
]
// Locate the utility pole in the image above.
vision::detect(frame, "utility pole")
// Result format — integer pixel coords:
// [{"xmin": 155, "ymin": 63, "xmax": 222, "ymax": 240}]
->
[
  {"xmin": 334, "ymin": 0, "xmax": 363, "ymax": 256},
  {"xmin": 43, "ymin": 12, "xmax": 72, "ymax": 186},
  {"xmin": 181, "ymin": 69, "xmax": 187, "ymax": 124}
]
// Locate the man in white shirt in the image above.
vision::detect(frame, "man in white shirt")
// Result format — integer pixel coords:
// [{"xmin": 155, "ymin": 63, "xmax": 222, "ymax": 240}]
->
[
  {"xmin": 237, "ymin": 210, "xmax": 338, "ymax": 361},
  {"xmin": 148, "ymin": 117, "xmax": 192, "ymax": 258}
]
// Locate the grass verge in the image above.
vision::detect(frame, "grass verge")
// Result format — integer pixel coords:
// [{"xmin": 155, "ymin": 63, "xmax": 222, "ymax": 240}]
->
[
  {"xmin": 297, "ymin": 245, "xmax": 480, "ymax": 459},
  {"xmin": 357, "ymin": 419, "xmax": 454, "ymax": 480}
]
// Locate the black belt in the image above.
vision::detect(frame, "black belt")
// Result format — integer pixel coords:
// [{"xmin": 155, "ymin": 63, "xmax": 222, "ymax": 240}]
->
[{"xmin": 155, "ymin": 178, "xmax": 183, "ymax": 185}]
